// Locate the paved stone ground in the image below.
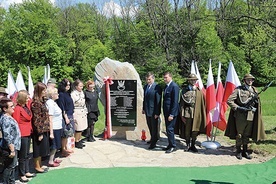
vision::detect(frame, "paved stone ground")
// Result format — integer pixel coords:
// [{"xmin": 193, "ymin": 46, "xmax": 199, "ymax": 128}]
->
[{"xmin": 50, "ymin": 134, "xmax": 273, "ymax": 170}]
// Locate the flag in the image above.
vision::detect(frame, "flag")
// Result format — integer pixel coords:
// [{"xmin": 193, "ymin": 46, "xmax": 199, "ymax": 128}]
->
[
  {"xmin": 191, "ymin": 60, "xmax": 206, "ymax": 94},
  {"xmin": 205, "ymin": 60, "xmax": 216, "ymax": 137},
  {"xmin": 42, "ymin": 66, "xmax": 47, "ymax": 84},
  {"xmin": 47, "ymin": 64, "xmax": 51, "ymax": 81},
  {"xmin": 7, "ymin": 71, "xmax": 17, "ymax": 98},
  {"xmin": 27, "ymin": 66, "xmax": 34, "ymax": 98},
  {"xmin": 16, "ymin": 70, "xmax": 26, "ymax": 91},
  {"xmin": 220, "ymin": 61, "xmax": 241, "ymax": 128},
  {"xmin": 212, "ymin": 62, "xmax": 226, "ymax": 131},
  {"xmin": 42, "ymin": 64, "xmax": 51, "ymax": 84}
]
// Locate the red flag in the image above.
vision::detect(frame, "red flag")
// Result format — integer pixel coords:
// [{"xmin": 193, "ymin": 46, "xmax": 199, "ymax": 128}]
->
[
  {"xmin": 212, "ymin": 62, "xmax": 226, "ymax": 130},
  {"xmin": 205, "ymin": 60, "xmax": 216, "ymax": 137},
  {"xmin": 219, "ymin": 61, "xmax": 241, "ymax": 128}
]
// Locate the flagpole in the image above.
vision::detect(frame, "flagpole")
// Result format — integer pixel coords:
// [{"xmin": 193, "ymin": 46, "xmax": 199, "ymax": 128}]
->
[
  {"xmin": 211, "ymin": 103, "xmax": 223, "ymax": 142},
  {"xmin": 202, "ymin": 61, "xmax": 221, "ymax": 149}
]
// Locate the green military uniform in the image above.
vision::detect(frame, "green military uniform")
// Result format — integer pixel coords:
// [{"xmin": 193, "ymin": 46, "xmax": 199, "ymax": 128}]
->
[
  {"xmin": 179, "ymin": 74, "xmax": 206, "ymax": 152},
  {"xmin": 225, "ymin": 74, "xmax": 265, "ymax": 160}
]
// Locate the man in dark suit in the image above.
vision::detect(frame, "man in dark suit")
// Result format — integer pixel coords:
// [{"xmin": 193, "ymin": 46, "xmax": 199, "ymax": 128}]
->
[
  {"xmin": 142, "ymin": 72, "xmax": 162, "ymax": 149},
  {"xmin": 162, "ymin": 71, "xmax": 179, "ymax": 153}
]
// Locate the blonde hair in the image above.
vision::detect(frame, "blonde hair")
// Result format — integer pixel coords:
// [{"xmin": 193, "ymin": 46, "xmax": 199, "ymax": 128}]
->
[
  {"xmin": 16, "ymin": 90, "xmax": 28, "ymax": 105},
  {"xmin": 47, "ymin": 87, "xmax": 58, "ymax": 99}
]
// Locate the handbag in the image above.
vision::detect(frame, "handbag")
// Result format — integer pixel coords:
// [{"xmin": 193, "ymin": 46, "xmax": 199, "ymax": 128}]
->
[
  {"xmin": 0, "ymin": 146, "xmax": 10, "ymax": 157},
  {"xmin": 63, "ymin": 122, "xmax": 74, "ymax": 138}
]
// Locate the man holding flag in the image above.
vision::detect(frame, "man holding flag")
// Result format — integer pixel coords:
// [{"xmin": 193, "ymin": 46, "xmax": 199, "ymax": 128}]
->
[
  {"xmin": 179, "ymin": 74, "xmax": 206, "ymax": 152},
  {"xmin": 225, "ymin": 74, "xmax": 265, "ymax": 160}
]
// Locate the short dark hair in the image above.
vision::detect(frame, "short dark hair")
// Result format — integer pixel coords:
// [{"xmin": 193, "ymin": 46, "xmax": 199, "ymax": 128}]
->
[
  {"xmin": 146, "ymin": 72, "xmax": 155, "ymax": 79},
  {"xmin": 58, "ymin": 78, "xmax": 72, "ymax": 93},
  {"xmin": 164, "ymin": 71, "xmax": 172, "ymax": 77},
  {"xmin": 0, "ymin": 97, "xmax": 12, "ymax": 111}
]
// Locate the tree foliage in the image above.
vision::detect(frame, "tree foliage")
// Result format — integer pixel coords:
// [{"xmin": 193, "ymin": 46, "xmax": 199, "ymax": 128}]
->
[{"xmin": 0, "ymin": 0, "xmax": 275, "ymax": 87}]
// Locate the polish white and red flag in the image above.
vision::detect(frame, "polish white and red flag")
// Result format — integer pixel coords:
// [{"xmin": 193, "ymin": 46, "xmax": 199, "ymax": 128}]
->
[
  {"xmin": 205, "ymin": 60, "xmax": 216, "ymax": 137},
  {"xmin": 212, "ymin": 62, "xmax": 226, "ymax": 131},
  {"xmin": 220, "ymin": 61, "xmax": 241, "ymax": 128},
  {"xmin": 191, "ymin": 60, "xmax": 206, "ymax": 95}
]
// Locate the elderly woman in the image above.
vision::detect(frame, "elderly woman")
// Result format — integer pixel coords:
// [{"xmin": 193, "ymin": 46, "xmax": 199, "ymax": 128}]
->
[
  {"xmin": 56, "ymin": 78, "xmax": 74, "ymax": 156},
  {"xmin": 0, "ymin": 97, "xmax": 21, "ymax": 184},
  {"xmin": 71, "ymin": 79, "xmax": 87, "ymax": 149},
  {"xmin": 46, "ymin": 87, "xmax": 63, "ymax": 167},
  {"xmin": 12, "ymin": 90, "xmax": 36, "ymax": 182},
  {"xmin": 31, "ymin": 82, "xmax": 50, "ymax": 173},
  {"xmin": 83, "ymin": 80, "xmax": 100, "ymax": 142}
]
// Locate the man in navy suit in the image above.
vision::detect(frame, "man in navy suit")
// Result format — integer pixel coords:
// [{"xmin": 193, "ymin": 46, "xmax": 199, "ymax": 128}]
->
[
  {"xmin": 162, "ymin": 71, "xmax": 179, "ymax": 153},
  {"xmin": 142, "ymin": 72, "xmax": 162, "ymax": 149}
]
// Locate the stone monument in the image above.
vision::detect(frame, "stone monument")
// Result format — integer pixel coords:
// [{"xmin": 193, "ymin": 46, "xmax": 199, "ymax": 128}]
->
[{"xmin": 94, "ymin": 57, "xmax": 148, "ymax": 140}]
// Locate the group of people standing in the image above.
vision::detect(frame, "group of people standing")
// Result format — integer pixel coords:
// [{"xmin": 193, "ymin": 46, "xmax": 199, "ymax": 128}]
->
[
  {"xmin": 0, "ymin": 78, "xmax": 100, "ymax": 184},
  {"xmin": 143, "ymin": 72, "xmax": 265, "ymax": 159}
]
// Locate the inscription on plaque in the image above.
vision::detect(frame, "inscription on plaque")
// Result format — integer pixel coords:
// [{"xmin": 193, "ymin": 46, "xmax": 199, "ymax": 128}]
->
[{"xmin": 110, "ymin": 80, "xmax": 137, "ymax": 126}]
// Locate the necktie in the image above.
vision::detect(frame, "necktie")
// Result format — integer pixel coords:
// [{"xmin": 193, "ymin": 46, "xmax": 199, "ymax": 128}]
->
[{"xmin": 146, "ymin": 85, "xmax": 150, "ymax": 94}]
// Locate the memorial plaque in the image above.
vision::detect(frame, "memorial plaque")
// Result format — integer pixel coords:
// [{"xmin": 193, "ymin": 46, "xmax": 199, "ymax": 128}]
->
[{"xmin": 110, "ymin": 80, "xmax": 137, "ymax": 127}]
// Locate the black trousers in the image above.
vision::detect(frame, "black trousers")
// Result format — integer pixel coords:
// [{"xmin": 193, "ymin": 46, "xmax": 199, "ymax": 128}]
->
[
  {"xmin": 146, "ymin": 116, "xmax": 159, "ymax": 145},
  {"xmin": 3, "ymin": 151, "xmax": 17, "ymax": 184},
  {"xmin": 18, "ymin": 136, "xmax": 31, "ymax": 176}
]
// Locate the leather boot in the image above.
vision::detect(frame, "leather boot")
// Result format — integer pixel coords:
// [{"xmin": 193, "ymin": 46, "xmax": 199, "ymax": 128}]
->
[
  {"xmin": 184, "ymin": 141, "xmax": 190, "ymax": 152},
  {"xmin": 188, "ymin": 139, "xmax": 198, "ymax": 153},
  {"xmin": 236, "ymin": 146, "xmax": 242, "ymax": 160},
  {"xmin": 87, "ymin": 126, "xmax": 96, "ymax": 142},
  {"xmin": 242, "ymin": 144, "xmax": 252, "ymax": 159},
  {"xmin": 86, "ymin": 128, "xmax": 93, "ymax": 142}
]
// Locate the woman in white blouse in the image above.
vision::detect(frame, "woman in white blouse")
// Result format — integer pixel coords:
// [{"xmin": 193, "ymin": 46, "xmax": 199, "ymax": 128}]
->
[{"xmin": 46, "ymin": 87, "xmax": 63, "ymax": 167}]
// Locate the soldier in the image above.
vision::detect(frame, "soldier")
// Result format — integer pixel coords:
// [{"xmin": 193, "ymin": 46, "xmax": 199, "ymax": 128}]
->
[
  {"xmin": 225, "ymin": 74, "xmax": 265, "ymax": 160},
  {"xmin": 179, "ymin": 74, "xmax": 206, "ymax": 153}
]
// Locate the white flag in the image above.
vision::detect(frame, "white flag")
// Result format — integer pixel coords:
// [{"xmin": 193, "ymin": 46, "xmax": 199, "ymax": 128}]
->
[
  {"xmin": 47, "ymin": 64, "xmax": 51, "ymax": 82},
  {"xmin": 16, "ymin": 70, "xmax": 26, "ymax": 91},
  {"xmin": 190, "ymin": 60, "xmax": 205, "ymax": 93},
  {"xmin": 42, "ymin": 66, "xmax": 47, "ymax": 84},
  {"xmin": 7, "ymin": 71, "xmax": 17, "ymax": 98},
  {"xmin": 27, "ymin": 66, "xmax": 34, "ymax": 98}
]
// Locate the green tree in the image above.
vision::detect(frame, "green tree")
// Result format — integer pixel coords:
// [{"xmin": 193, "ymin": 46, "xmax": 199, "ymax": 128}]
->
[{"xmin": 0, "ymin": 0, "xmax": 70, "ymax": 83}]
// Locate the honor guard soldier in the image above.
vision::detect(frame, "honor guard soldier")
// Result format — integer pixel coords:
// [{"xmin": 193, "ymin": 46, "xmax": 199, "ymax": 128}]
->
[
  {"xmin": 179, "ymin": 74, "xmax": 206, "ymax": 153},
  {"xmin": 225, "ymin": 74, "xmax": 265, "ymax": 160}
]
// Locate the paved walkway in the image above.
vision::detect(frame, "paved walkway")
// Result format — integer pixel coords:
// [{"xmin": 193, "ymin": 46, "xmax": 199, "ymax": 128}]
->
[{"xmin": 51, "ymin": 134, "xmax": 273, "ymax": 170}]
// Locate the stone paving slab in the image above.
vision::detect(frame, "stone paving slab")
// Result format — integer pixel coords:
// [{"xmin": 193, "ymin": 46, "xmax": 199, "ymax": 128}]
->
[{"xmin": 49, "ymin": 134, "xmax": 273, "ymax": 170}]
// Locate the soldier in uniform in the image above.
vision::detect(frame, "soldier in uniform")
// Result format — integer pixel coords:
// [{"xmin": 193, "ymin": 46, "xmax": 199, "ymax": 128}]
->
[
  {"xmin": 179, "ymin": 74, "xmax": 206, "ymax": 152},
  {"xmin": 225, "ymin": 74, "xmax": 265, "ymax": 160}
]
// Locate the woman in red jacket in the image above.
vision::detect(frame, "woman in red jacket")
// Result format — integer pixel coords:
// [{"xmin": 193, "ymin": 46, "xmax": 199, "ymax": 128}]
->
[{"xmin": 13, "ymin": 90, "xmax": 36, "ymax": 182}]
